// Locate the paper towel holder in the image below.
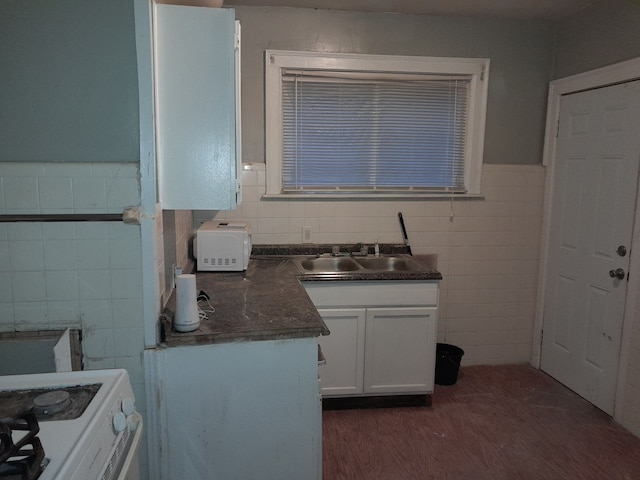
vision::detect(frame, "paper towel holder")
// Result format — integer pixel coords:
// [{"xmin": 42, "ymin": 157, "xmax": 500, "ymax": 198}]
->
[{"xmin": 174, "ymin": 274, "xmax": 201, "ymax": 332}]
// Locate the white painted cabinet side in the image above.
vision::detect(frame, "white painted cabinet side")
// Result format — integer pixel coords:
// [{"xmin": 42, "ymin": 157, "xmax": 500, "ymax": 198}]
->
[{"xmin": 145, "ymin": 338, "xmax": 321, "ymax": 480}]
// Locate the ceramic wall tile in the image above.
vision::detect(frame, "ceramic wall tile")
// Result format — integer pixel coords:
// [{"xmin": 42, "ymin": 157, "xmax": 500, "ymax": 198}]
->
[
  {"xmin": 0, "ymin": 162, "xmax": 144, "ymax": 429},
  {"xmin": 38, "ymin": 177, "xmax": 74, "ymax": 210},
  {"xmin": 196, "ymin": 164, "xmax": 546, "ymax": 366}
]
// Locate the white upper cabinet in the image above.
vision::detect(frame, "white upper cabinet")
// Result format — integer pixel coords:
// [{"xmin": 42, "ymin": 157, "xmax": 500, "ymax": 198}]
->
[{"xmin": 154, "ymin": 5, "xmax": 241, "ymax": 210}]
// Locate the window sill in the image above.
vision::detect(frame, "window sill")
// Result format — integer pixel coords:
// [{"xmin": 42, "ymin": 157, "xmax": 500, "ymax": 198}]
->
[{"xmin": 261, "ymin": 193, "xmax": 486, "ymax": 201}]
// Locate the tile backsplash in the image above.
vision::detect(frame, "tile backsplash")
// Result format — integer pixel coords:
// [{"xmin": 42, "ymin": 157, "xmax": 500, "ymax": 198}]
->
[
  {"xmin": 0, "ymin": 163, "xmax": 140, "ymax": 214},
  {"xmin": 0, "ymin": 161, "xmax": 145, "ymax": 424},
  {"xmin": 195, "ymin": 163, "xmax": 546, "ymax": 366}
]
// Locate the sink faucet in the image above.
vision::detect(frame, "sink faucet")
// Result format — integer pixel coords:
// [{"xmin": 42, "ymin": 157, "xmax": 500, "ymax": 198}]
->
[
  {"xmin": 331, "ymin": 245, "xmax": 352, "ymax": 257},
  {"xmin": 350, "ymin": 242, "xmax": 369, "ymax": 256}
]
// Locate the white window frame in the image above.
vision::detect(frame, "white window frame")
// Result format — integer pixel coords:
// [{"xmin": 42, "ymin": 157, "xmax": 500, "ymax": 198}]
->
[{"xmin": 265, "ymin": 50, "xmax": 489, "ymax": 198}]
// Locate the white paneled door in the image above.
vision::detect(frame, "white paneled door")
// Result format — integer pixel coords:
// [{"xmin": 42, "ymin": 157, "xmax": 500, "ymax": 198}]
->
[{"xmin": 541, "ymin": 80, "xmax": 640, "ymax": 414}]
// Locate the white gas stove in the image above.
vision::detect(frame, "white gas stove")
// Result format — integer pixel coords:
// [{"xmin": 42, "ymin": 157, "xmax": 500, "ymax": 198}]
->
[{"xmin": 0, "ymin": 369, "xmax": 142, "ymax": 480}]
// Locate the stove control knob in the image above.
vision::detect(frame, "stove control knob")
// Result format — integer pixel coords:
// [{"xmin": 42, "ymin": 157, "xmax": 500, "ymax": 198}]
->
[
  {"xmin": 121, "ymin": 397, "xmax": 136, "ymax": 416},
  {"xmin": 113, "ymin": 411, "xmax": 127, "ymax": 433}
]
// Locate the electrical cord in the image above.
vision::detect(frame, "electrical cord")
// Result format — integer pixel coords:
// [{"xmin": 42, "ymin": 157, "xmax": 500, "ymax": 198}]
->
[{"xmin": 197, "ymin": 291, "xmax": 215, "ymax": 320}]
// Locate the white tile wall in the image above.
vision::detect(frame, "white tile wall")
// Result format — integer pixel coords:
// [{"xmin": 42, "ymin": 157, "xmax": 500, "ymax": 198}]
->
[
  {"xmin": 0, "ymin": 162, "xmax": 146, "ymax": 437},
  {"xmin": 175, "ymin": 210, "xmax": 193, "ymax": 273},
  {"xmin": 0, "ymin": 220, "xmax": 143, "ymax": 333},
  {"xmin": 157, "ymin": 208, "xmax": 194, "ymax": 307},
  {"xmin": 195, "ymin": 163, "xmax": 546, "ymax": 366},
  {"xmin": 0, "ymin": 163, "xmax": 140, "ymax": 214}
]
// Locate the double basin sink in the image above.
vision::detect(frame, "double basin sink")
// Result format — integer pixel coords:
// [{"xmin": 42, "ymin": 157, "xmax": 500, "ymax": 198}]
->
[{"xmin": 293, "ymin": 254, "xmax": 426, "ymax": 276}]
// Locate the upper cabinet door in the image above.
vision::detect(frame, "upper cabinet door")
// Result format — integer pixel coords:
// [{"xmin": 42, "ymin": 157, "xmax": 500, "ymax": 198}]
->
[{"xmin": 154, "ymin": 5, "xmax": 240, "ymax": 210}]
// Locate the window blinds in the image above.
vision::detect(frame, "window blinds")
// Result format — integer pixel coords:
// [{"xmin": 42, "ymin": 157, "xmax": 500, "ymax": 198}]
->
[{"xmin": 281, "ymin": 71, "xmax": 470, "ymax": 193}]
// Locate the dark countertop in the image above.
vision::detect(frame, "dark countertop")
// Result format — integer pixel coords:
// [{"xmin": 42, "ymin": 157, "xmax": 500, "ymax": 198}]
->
[
  {"xmin": 161, "ymin": 247, "xmax": 441, "ymax": 347},
  {"xmin": 162, "ymin": 256, "xmax": 328, "ymax": 346}
]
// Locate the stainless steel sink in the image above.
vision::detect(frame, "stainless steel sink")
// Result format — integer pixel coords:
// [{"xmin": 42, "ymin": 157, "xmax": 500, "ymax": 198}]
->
[
  {"xmin": 354, "ymin": 256, "xmax": 422, "ymax": 271},
  {"xmin": 297, "ymin": 257, "xmax": 361, "ymax": 272},
  {"xmin": 293, "ymin": 255, "xmax": 426, "ymax": 275}
]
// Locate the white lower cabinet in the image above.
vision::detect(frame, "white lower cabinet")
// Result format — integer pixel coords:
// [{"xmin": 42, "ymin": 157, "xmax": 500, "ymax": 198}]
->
[
  {"xmin": 364, "ymin": 307, "xmax": 436, "ymax": 394},
  {"xmin": 317, "ymin": 308, "xmax": 366, "ymax": 395},
  {"xmin": 307, "ymin": 281, "xmax": 438, "ymax": 397}
]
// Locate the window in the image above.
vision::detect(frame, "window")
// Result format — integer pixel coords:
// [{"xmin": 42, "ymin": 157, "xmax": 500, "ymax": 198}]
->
[{"xmin": 265, "ymin": 51, "xmax": 489, "ymax": 197}]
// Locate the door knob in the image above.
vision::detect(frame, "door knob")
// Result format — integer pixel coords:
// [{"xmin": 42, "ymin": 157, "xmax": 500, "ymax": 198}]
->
[{"xmin": 609, "ymin": 268, "xmax": 626, "ymax": 280}]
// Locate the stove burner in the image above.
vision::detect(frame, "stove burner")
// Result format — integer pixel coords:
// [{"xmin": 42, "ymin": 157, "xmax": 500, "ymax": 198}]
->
[
  {"xmin": 0, "ymin": 414, "xmax": 45, "ymax": 480},
  {"xmin": 0, "ymin": 384, "xmax": 101, "ymax": 422},
  {"xmin": 32, "ymin": 391, "xmax": 71, "ymax": 416}
]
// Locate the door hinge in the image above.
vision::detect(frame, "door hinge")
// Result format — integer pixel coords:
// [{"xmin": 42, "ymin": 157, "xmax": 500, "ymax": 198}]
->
[
  {"xmin": 555, "ymin": 119, "xmax": 560, "ymax": 138},
  {"xmin": 235, "ymin": 21, "xmax": 241, "ymax": 50}
]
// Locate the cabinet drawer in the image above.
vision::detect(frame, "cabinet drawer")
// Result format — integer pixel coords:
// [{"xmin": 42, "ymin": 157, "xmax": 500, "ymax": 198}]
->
[{"xmin": 304, "ymin": 281, "xmax": 438, "ymax": 308}]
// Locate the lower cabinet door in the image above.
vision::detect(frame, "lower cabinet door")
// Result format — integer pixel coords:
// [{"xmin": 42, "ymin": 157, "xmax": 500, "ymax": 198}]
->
[
  {"xmin": 317, "ymin": 308, "xmax": 366, "ymax": 396},
  {"xmin": 364, "ymin": 307, "xmax": 436, "ymax": 394}
]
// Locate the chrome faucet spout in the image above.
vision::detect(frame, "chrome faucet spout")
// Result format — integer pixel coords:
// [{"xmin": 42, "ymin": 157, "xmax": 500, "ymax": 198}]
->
[{"xmin": 350, "ymin": 242, "xmax": 369, "ymax": 256}]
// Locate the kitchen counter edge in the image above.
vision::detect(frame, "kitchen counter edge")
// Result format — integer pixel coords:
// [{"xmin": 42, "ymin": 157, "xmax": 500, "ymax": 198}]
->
[{"xmin": 161, "ymin": 250, "xmax": 440, "ymax": 347}]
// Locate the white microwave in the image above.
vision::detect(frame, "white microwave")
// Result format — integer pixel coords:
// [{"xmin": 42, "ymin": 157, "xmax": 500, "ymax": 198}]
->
[{"xmin": 195, "ymin": 221, "xmax": 252, "ymax": 271}]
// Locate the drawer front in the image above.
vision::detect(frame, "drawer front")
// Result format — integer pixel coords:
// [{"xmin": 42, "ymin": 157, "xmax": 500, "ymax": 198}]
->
[{"xmin": 303, "ymin": 281, "xmax": 438, "ymax": 308}]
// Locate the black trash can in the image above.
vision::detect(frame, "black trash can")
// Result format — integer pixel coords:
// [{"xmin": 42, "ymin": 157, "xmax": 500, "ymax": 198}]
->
[{"xmin": 435, "ymin": 343, "xmax": 464, "ymax": 385}]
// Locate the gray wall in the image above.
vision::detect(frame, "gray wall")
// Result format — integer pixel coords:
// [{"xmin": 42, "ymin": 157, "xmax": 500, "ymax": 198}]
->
[
  {"xmin": 0, "ymin": 338, "xmax": 56, "ymax": 375},
  {"xmin": 234, "ymin": 6, "xmax": 555, "ymax": 166},
  {"xmin": 553, "ymin": 0, "xmax": 640, "ymax": 79},
  {"xmin": 0, "ymin": 0, "xmax": 140, "ymax": 162}
]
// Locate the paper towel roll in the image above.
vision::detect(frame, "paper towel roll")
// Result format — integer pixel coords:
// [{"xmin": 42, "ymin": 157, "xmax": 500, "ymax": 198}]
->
[{"xmin": 174, "ymin": 274, "xmax": 200, "ymax": 332}]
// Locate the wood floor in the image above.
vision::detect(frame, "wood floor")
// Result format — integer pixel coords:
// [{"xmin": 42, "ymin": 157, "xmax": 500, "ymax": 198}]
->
[{"xmin": 322, "ymin": 365, "xmax": 640, "ymax": 480}]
